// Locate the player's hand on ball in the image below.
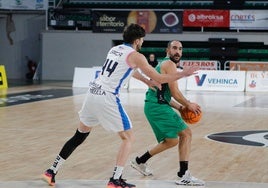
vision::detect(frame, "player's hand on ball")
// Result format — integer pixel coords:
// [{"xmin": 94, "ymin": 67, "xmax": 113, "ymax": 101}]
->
[{"xmin": 181, "ymin": 103, "xmax": 202, "ymax": 124}]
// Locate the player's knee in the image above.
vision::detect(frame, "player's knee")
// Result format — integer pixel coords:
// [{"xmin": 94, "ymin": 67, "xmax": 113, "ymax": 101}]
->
[
  {"xmin": 170, "ymin": 139, "xmax": 179, "ymax": 147},
  {"xmin": 185, "ymin": 128, "xmax": 192, "ymax": 139},
  {"xmin": 73, "ymin": 129, "xmax": 90, "ymax": 146},
  {"xmin": 59, "ymin": 129, "xmax": 90, "ymax": 159},
  {"xmin": 124, "ymin": 134, "xmax": 135, "ymax": 144},
  {"xmin": 179, "ymin": 128, "xmax": 192, "ymax": 141},
  {"xmin": 165, "ymin": 139, "xmax": 179, "ymax": 148},
  {"xmin": 119, "ymin": 129, "xmax": 135, "ymax": 143}
]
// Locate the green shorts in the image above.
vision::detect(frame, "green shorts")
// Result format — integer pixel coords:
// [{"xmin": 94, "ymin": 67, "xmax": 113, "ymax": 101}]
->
[{"xmin": 144, "ymin": 101, "xmax": 188, "ymax": 143}]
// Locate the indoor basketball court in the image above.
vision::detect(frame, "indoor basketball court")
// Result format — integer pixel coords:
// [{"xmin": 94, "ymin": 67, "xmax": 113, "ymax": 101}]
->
[{"xmin": 0, "ymin": 81, "xmax": 267, "ymax": 188}]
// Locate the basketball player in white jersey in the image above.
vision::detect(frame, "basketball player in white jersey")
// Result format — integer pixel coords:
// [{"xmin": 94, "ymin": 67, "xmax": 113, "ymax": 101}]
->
[{"xmin": 42, "ymin": 24, "xmax": 198, "ymax": 188}]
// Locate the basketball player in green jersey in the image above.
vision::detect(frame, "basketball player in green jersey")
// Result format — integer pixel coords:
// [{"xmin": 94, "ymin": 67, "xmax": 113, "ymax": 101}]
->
[{"xmin": 131, "ymin": 40, "xmax": 205, "ymax": 186}]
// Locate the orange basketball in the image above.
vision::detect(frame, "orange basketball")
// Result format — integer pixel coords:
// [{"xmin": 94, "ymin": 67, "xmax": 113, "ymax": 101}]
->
[{"xmin": 180, "ymin": 108, "xmax": 202, "ymax": 124}]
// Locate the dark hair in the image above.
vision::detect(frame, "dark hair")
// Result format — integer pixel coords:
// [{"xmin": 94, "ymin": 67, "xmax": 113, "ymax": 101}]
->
[
  {"xmin": 123, "ymin": 24, "xmax": 146, "ymax": 44},
  {"xmin": 167, "ymin": 40, "xmax": 180, "ymax": 48}
]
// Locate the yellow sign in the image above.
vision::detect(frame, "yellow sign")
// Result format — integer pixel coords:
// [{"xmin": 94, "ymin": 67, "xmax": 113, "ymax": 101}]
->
[{"xmin": 0, "ymin": 65, "xmax": 8, "ymax": 89}]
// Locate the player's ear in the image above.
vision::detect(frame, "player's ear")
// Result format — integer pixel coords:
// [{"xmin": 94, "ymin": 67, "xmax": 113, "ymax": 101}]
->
[{"xmin": 135, "ymin": 38, "xmax": 141, "ymax": 45}]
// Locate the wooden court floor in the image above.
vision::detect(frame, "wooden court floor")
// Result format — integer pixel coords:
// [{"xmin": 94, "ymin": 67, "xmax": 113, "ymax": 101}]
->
[{"xmin": 0, "ymin": 81, "xmax": 267, "ymax": 188}]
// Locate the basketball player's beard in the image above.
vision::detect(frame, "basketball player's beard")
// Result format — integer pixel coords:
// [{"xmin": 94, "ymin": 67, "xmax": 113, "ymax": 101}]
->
[{"xmin": 169, "ymin": 55, "xmax": 180, "ymax": 64}]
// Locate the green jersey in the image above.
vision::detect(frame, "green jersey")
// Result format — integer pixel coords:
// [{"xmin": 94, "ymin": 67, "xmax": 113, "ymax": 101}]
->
[
  {"xmin": 144, "ymin": 57, "xmax": 188, "ymax": 143},
  {"xmin": 145, "ymin": 57, "xmax": 172, "ymax": 104}
]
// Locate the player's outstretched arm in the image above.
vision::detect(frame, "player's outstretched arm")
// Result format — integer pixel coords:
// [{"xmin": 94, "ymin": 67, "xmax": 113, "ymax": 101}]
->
[
  {"xmin": 180, "ymin": 66, "xmax": 199, "ymax": 77},
  {"xmin": 132, "ymin": 69, "xmax": 161, "ymax": 90},
  {"xmin": 129, "ymin": 52, "xmax": 199, "ymax": 84}
]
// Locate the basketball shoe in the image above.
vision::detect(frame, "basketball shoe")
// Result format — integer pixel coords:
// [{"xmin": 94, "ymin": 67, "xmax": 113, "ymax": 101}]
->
[
  {"xmin": 107, "ymin": 177, "xmax": 136, "ymax": 188},
  {"xmin": 130, "ymin": 158, "xmax": 153, "ymax": 176},
  {"xmin": 175, "ymin": 170, "xmax": 205, "ymax": 186},
  {"xmin": 42, "ymin": 169, "xmax": 56, "ymax": 186}
]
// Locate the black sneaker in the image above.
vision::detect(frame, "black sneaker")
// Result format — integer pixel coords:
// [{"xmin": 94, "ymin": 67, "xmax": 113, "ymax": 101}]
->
[
  {"xmin": 41, "ymin": 169, "xmax": 56, "ymax": 186},
  {"xmin": 119, "ymin": 177, "xmax": 136, "ymax": 188},
  {"xmin": 107, "ymin": 177, "xmax": 136, "ymax": 188}
]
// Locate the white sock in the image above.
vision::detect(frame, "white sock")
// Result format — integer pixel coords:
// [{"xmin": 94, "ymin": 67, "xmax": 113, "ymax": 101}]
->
[
  {"xmin": 50, "ymin": 155, "xmax": 65, "ymax": 173},
  {"xmin": 113, "ymin": 166, "xmax": 124, "ymax": 179}
]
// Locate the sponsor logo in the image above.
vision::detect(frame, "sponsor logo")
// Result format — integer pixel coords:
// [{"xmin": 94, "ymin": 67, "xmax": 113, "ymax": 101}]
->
[
  {"xmin": 194, "ymin": 74, "xmax": 239, "ymax": 87},
  {"xmin": 0, "ymin": 94, "xmax": 53, "ymax": 105},
  {"xmin": 188, "ymin": 14, "xmax": 196, "ymax": 22},
  {"xmin": 231, "ymin": 14, "xmax": 255, "ymax": 22},
  {"xmin": 249, "ymin": 80, "xmax": 256, "ymax": 88},
  {"xmin": 96, "ymin": 14, "xmax": 125, "ymax": 27},
  {"xmin": 189, "ymin": 13, "xmax": 224, "ymax": 22},
  {"xmin": 0, "ymin": 89, "xmax": 84, "ymax": 107},
  {"xmin": 195, "ymin": 74, "xmax": 207, "ymax": 86},
  {"xmin": 206, "ymin": 130, "xmax": 268, "ymax": 147},
  {"xmin": 181, "ymin": 61, "xmax": 217, "ymax": 70}
]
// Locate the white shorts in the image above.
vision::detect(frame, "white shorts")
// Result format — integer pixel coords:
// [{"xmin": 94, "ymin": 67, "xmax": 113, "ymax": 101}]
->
[{"xmin": 78, "ymin": 87, "xmax": 132, "ymax": 132}]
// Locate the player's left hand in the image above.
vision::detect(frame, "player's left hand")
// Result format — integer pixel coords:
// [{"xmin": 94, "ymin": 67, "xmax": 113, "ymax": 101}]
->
[{"xmin": 186, "ymin": 102, "xmax": 201, "ymax": 115}]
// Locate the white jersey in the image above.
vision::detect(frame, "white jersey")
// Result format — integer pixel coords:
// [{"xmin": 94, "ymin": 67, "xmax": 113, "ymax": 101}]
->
[
  {"xmin": 93, "ymin": 44, "xmax": 135, "ymax": 95},
  {"xmin": 79, "ymin": 44, "xmax": 135, "ymax": 132}
]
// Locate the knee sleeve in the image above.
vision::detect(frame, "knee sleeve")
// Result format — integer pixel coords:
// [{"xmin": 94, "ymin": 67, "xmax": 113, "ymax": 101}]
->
[{"xmin": 59, "ymin": 129, "xmax": 89, "ymax": 160}]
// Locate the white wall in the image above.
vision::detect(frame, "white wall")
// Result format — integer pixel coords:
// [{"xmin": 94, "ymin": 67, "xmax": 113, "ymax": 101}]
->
[
  {"xmin": 0, "ymin": 13, "xmax": 45, "ymax": 79},
  {"xmin": 41, "ymin": 31, "xmax": 121, "ymax": 80}
]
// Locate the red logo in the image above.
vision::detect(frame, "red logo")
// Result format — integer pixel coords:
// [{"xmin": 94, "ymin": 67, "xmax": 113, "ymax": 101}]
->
[{"xmin": 183, "ymin": 10, "xmax": 230, "ymax": 27}]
